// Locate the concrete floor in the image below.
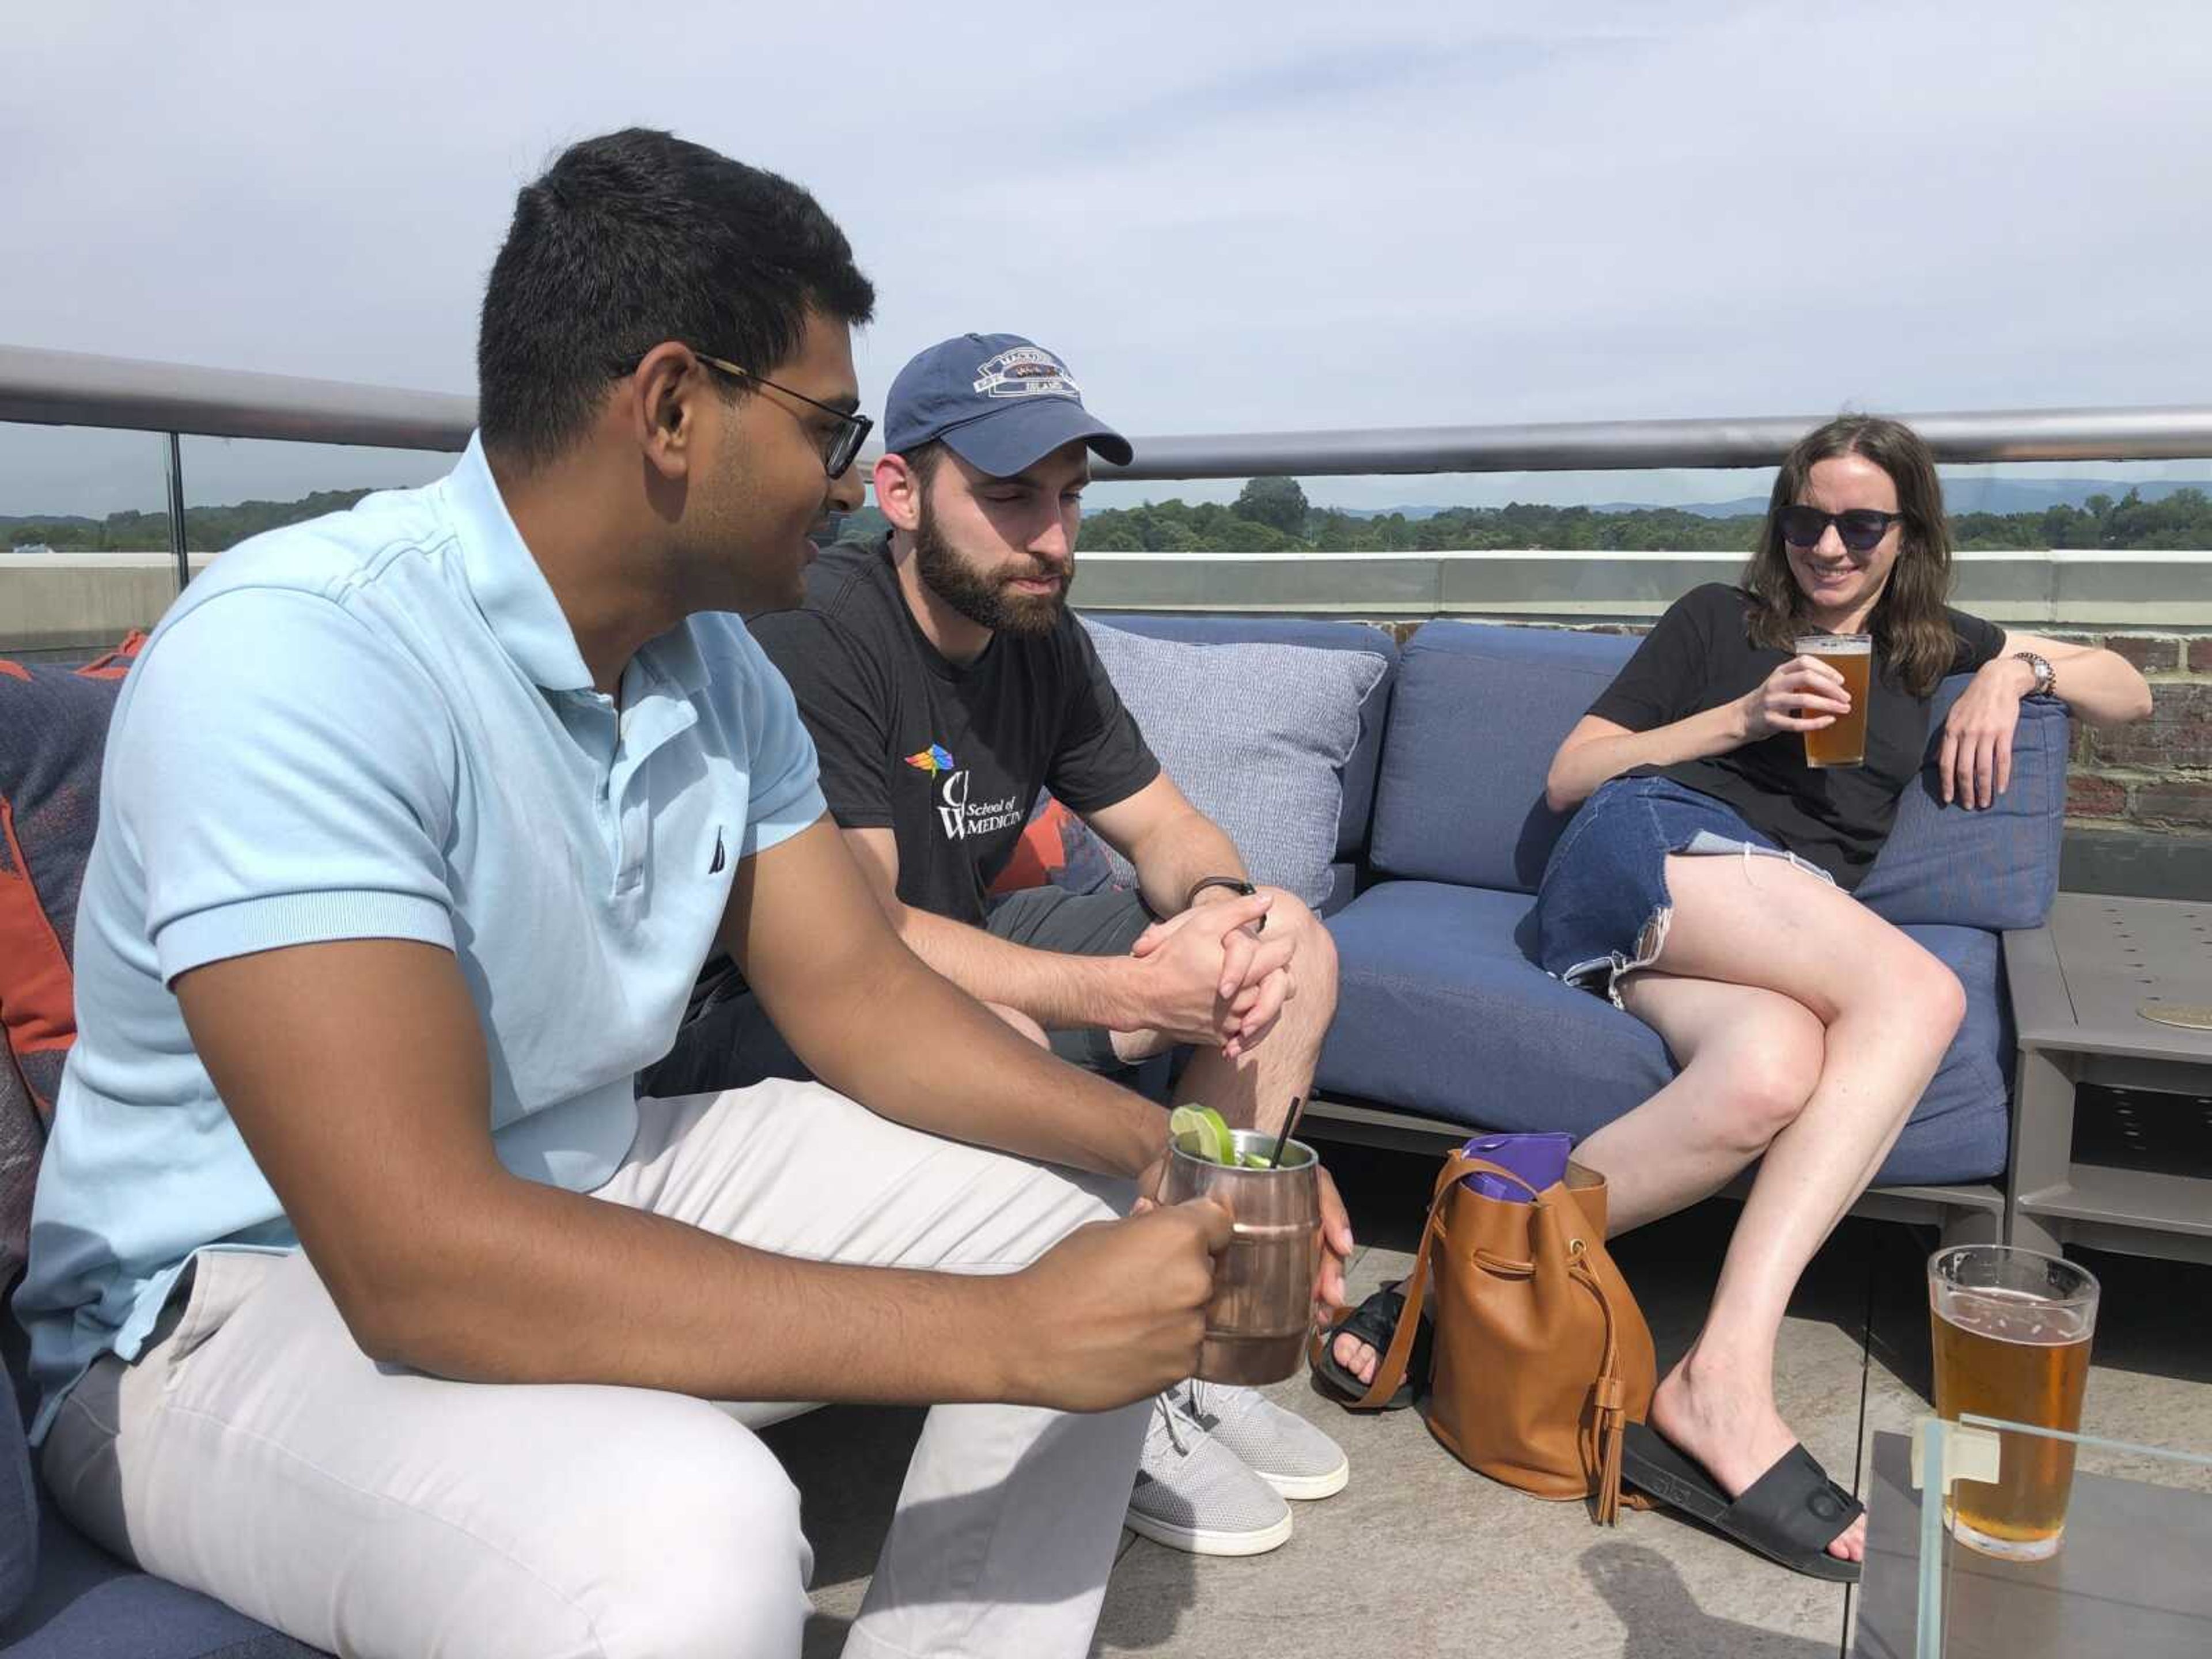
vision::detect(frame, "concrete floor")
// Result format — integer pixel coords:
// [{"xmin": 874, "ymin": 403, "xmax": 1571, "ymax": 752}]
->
[{"xmin": 762, "ymin": 1141, "xmax": 2212, "ymax": 1659}]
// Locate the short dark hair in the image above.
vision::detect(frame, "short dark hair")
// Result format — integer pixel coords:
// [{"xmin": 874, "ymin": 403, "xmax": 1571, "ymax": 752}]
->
[
  {"xmin": 477, "ymin": 128, "xmax": 876, "ymax": 469},
  {"xmin": 899, "ymin": 440, "xmax": 946, "ymax": 488}
]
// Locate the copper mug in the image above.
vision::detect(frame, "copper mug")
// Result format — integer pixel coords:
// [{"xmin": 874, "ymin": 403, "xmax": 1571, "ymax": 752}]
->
[{"xmin": 1160, "ymin": 1129, "xmax": 1321, "ymax": 1385}]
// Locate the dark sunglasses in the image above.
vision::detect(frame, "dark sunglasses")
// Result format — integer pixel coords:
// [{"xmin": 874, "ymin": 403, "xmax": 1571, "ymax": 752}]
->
[
  {"xmin": 613, "ymin": 349, "xmax": 873, "ymax": 479},
  {"xmin": 1778, "ymin": 505, "xmax": 1904, "ymax": 554}
]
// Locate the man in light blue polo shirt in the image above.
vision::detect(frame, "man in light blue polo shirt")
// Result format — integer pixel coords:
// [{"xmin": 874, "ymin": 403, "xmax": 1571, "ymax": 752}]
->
[{"xmin": 14, "ymin": 129, "xmax": 1262, "ymax": 1659}]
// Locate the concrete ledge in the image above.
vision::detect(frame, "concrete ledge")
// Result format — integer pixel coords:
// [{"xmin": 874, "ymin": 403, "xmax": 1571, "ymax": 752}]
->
[
  {"xmin": 1074, "ymin": 549, "xmax": 2212, "ymax": 628},
  {"xmin": 0, "ymin": 552, "xmax": 213, "ymax": 650},
  {"xmin": 9, "ymin": 548, "xmax": 2210, "ymax": 651}
]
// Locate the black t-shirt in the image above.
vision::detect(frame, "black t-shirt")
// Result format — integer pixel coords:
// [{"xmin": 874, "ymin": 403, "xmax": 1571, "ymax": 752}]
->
[
  {"xmin": 1587, "ymin": 585, "xmax": 2006, "ymax": 891},
  {"xmin": 749, "ymin": 539, "xmax": 1160, "ymax": 925}
]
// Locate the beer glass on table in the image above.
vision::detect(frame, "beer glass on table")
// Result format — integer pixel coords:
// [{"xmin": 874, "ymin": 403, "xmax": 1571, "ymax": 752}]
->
[
  {"xmin": 1794, "ymin": 632, "xmax": 1872, "ymax": 767},
  {"xmin": 1928, "ymin": 1245, "xmax": 2100, "ymax": 1561}
]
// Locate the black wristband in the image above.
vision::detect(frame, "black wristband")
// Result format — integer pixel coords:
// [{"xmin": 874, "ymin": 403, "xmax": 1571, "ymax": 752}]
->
[{"xmin": 1184, "ymin": 875, "xmax": 1257, "ymax": 911}]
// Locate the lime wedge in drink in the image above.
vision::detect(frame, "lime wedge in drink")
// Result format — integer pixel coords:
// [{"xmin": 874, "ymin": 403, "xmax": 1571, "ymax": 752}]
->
[
  {"xmin": 1168, "ymin": 1103, "xmax": 1236, "ymax": 1166},
  {"xmin": 1240, "ymin": 1152, "xmax": 1274, "ymax": 1169}
]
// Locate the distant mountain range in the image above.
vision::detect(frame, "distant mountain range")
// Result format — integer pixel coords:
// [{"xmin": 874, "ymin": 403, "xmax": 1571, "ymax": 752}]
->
[{"xmin": 1357, "ymin": 479, "xmax": 2207, "ymax": 521}]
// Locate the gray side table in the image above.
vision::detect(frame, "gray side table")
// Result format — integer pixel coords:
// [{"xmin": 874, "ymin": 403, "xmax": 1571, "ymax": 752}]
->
[{"xmin": 2002, "ymin": 893, "xmax": 2212, "ymax": 1264}]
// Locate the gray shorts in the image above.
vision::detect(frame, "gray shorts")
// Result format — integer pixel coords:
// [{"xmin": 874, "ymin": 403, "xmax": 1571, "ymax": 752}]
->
[{"xmin": 638, "ymin": 886, "xmax": 1156, "ymax": 1098}]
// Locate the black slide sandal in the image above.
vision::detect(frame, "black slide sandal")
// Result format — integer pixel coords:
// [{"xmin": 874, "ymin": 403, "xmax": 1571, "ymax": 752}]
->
[
  {"xmin": 1310, "ymin": 1282, "xmax": 1430, "ymax": 1410},
  {"xmin": 1622, "ymin": 1423, "xmax": 1865, "ymax": 1583}
]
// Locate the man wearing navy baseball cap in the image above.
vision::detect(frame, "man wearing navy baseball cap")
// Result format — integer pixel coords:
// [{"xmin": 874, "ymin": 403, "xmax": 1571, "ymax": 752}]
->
[{"xmin": 649, "ymin": 332, "xmax": 1355, "ymax": 1558}]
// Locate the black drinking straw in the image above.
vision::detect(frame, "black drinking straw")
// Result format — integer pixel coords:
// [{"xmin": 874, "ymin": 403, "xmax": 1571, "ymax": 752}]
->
[{"xmin": 1268, "ymin": 1096, "xmax": 1305, "ymax": 1170}]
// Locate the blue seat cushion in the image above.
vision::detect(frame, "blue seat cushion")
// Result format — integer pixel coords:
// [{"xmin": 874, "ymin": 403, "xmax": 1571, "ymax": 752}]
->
[
  {"xmin": 0, "ymin": 1493, "xmax": 323, "ymax": 1657},
  {"xmin": 2, "ymin": 1334, "xmax": 320, "ymax": 1658},
  {"xmin": 1369, "ymin": 623, "xmax": 1633, "ymax": 893},
  {"xmin": 1077, "ymin": 613, "xmax": 1399, "ymax": 861},
  {"xmin": 1, "ymin": 1353, "xmax": 31, "ymax": 1628},
  {"xmin": 1318, "ymin": 880, "xmax": 2010, "ymax": 1187},
  {"xmin": 1855, "ymin": 685, "xmax": 2069, "ymax": 931},
  {"xmin": 1370, "ymin": 620, "xmax": 2065, "ymax": 933}
]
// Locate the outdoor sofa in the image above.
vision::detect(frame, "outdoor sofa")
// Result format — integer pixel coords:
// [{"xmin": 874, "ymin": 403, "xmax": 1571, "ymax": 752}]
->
[{"xmin": 0, "ymin": 615, "xmax": 2069, "ymax": 1654}]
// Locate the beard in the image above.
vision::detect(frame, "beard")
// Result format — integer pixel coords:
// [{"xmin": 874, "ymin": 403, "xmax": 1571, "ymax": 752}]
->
[{"xmin": 912, "ymin": 501, "xmax": 1073, "ymax": 638}]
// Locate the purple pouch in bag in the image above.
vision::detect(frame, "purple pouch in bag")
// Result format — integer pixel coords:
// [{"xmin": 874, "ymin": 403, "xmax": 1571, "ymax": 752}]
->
[{"xmin": 1459, "ymin": 1132, "xmax": 1573, "ymax": 1202}]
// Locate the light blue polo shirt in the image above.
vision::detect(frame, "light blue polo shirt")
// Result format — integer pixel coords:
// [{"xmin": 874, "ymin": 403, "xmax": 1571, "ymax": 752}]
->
[{"xmin": 14, "ymin": 436, "xmax": 825, "ymax": 1441}]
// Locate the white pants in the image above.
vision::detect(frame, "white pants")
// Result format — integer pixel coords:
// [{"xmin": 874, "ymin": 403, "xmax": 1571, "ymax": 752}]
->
[{"xmin": 41, "ymin": 1082, "xmax": 1147, "ymax": 1659}]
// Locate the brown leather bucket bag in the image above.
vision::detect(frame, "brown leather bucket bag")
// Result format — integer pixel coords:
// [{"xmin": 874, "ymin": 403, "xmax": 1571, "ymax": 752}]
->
[{"xmin": 1326, "ymin": 1152, "xmax": 1657, "ymax": 1522}]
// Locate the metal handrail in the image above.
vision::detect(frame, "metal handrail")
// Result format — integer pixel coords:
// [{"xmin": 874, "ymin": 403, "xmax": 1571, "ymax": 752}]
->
[
  {"xmin": 9, "ymin": 343, "xmax": 2212, "ymax": 476},
  {"xmin": 0, "ymin": 345, "xmax": 477, "ymax": 453},
  {"xmin": 1113, "ymin": 407, "xmax": 2212, "ymax": 479},
  {"xmin": 11, "ymin": 341, "xmax": 2212, "ymax": 594}
]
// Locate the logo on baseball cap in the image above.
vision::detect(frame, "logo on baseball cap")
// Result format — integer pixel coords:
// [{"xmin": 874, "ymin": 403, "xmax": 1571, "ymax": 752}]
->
[{"xmin": 884, "ymin": 332, "xmax": 1132, "ymax": 478}]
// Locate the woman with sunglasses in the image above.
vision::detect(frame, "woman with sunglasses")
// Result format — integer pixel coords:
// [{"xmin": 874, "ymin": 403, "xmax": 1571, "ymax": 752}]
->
[
  {"xmin": 1544, "ymin": 415, "xmax": 2150, "ymax": 1574},
  {"xmin": 1328, "ymin": 414, "xmax": 2150, "ymax": 1580}
]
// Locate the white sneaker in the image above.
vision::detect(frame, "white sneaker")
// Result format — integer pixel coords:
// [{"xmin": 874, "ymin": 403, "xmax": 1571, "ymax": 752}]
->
[
  {"xmin": 1171, "ymin": 1379, "xmax": 1350, "ymax": 1501},
  {"xmin": 1125, "ymin": 1394, "xmax": 1294, "ymax": 1556}
]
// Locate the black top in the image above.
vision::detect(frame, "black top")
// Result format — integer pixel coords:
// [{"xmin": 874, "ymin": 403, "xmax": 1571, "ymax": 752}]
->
[
  {"xmin": 1587, "ymin": 584, "xmax": 2007, "ymax": 891},
  {"xmin": 750, "ymin": 539, "xmax": 1160, "ymax": 925}
]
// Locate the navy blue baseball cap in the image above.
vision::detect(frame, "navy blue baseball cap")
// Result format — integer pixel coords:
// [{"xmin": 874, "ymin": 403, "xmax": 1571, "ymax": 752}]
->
[{"xmin": 883, "ymin": 333, "xmax": 1132, "ymax": 477}]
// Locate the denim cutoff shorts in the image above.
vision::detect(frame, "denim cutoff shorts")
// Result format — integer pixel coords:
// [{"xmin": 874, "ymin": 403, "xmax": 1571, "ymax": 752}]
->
[{"xmin": 1533, "ymin": 775, "xmax": 1834, "ymax": 1007}]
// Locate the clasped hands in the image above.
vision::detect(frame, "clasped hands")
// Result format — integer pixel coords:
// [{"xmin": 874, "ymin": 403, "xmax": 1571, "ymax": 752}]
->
[{"xmin": 1122, "ymin": 890, "xmax": 1296, "ymax": 1060}]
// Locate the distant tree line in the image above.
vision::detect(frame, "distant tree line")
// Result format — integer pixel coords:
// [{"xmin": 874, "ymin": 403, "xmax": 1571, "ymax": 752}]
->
[
  {"xmin": 1073, "ymin": 478, "xmax": 2212, "ymax": 554},
  {"xmin": 1, "ymin": 489, "xmax": 376, "ymax": 552},
  {"xmin": 10, "ymin": 478, "xmax": 2212, "ymax": 554}
]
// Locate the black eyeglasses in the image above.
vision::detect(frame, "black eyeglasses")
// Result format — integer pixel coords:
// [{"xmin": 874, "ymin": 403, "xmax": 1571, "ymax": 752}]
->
[
  {"xmin": 615, "ymin": 348, "xmax": 872, "ymax": 479},
  {"xmin": 1778, "ymin": 505, "xmax": 1905, "ymax": 554}
]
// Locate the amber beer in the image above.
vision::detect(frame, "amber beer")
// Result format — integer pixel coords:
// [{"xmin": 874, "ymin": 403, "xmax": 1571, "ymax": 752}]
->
[
  {"xmin": 1794, "ymin": 633, "xmax": 1872, "ymax": 768},
  {"xmin": 1928, "ymin": 1246, "xmax": 2100, "ymax": 1562}
]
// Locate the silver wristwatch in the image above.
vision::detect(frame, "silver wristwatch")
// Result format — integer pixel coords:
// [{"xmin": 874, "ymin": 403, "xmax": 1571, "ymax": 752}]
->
[{"xmin": 2011, "ymin": 649, "xmax": 2056, "ymax": 698}]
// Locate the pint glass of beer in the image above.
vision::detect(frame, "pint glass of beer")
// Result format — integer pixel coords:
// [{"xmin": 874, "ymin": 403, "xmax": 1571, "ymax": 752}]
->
[
  {"xmin": 1793, "ymin": 633, "xmax": 1872, "ymax": 767},
  {"xmin": 1928, "ymin": 1245, "xmax": 2100, "ymax": 1561}
]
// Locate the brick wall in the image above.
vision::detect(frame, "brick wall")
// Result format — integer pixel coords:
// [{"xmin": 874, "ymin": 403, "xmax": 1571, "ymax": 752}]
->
[
  {"xmin": 2058, "ymin": 632, "xmax": 2212, "ymax": 839},
  {"xmin": 1382, "ymin": 619, "xmax": 2212, "ymax": 844}
]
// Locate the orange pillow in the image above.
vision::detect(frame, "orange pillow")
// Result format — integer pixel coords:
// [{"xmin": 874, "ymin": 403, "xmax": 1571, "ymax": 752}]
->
[{"xmin": 987, "ymin": 794, "xmax": 1119, "ymax": 897}]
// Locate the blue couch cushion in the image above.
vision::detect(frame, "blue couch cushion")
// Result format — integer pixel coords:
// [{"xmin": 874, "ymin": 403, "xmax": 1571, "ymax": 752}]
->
[
  {"xmin": 1317, "ymin": 879, "xmax": 1672, "ymax": 1131},
  {"xmin": 1370, "ymin": 623, "xmax": 1633, "ymax": 893},
  {"xmin": 1076, "ymin": 614, "xmax": 1399, "ymax": 861},
  {"xmin": 1319, "ymin": 880, "xmax": 2010, "ymax": 1187},
  {"xmin": 1855, "ymin": 687, "xmax": 2069, "ymax": 931},
  {"xmin": 1888, "ymin": 922, "xmax": 2014, "ymax": 1187},
  {"xmin": 1, "ymin": 1351, "xmax": 31, "ymax": 1628},
  {"xmin": 1, "ymin": 1493, "xmax": 322, "ymax": 1658},
  {"xmin": 1370, "ymin": 620, "xmax": 2066, "ymax": 930},
  {"xmin": 5, "ymin": 1287, "xmax": 318, "ymax": 1656},
  {"xmin": 1081, "ymin": 621, "xmax": 1391, "ymax": 911}
]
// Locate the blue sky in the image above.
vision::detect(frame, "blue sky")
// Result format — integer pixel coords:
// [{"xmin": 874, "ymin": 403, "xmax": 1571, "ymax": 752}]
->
[{"xmin": 6, "ymin": 1, "xmax": 2212, "ymax": 516}]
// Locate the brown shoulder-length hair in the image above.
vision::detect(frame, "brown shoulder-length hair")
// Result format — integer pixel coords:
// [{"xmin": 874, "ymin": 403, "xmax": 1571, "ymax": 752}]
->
[{"xmin": 1744, "ymin": 414, "xmax": 1956, "ymax": 696}]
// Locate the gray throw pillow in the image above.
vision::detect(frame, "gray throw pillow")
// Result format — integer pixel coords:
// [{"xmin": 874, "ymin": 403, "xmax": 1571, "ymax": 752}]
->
[{"xmin": 1080, "ymin": 619, "xmax": 1389, "ymax": 909}]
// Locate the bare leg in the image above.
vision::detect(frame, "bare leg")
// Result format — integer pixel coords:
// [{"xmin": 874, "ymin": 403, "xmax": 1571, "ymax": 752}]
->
[
  {"xmin": 985, "ymin": 1003, "xmax": 1051, "ymax": 1048},
  {"xmin": 1332, "ymin": 852, "xmax": 1960, "ymax": 1564},
  {"xmin": 1580, "ymin": 976, "xmax": 1827, "ymax": 1234},
  {"xmin": 1331, "ymin": 974, "xmax": 1821, "ymax": 1373},
  {"xmin": 1637, "ymin": 854, "xmax": 1964, "ymax": 1563},
  {"xmin": 1116, "ymin": 892, "xmax": 1339, "ymax": 1139}
]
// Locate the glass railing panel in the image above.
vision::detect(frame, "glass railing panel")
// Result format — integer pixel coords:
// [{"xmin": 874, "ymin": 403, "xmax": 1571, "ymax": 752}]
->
[
  {"xmin": 0, "ymin": 420, "xmax": 172, "ymax": 552},
  {"xmin": 0, "ymin": 421, "xmax": 175, "ymax": 662},
  {"xmin": 1075, "ymin": 459, "xmax": 2212, "ymax": 555},
  {"xmin": 176, "ymin": 434, "xmax": 454, "ymax": 554}
]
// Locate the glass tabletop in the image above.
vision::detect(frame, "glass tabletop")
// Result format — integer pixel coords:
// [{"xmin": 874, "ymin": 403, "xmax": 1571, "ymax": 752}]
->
[{"xmin": 1895, "ymin": 1414, "xmax": 2212, "ymax": 1658}]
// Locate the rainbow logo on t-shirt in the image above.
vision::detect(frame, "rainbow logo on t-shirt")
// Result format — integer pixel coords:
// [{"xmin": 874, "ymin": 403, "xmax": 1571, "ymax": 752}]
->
[{"xmin": 903, "ymin": 744, "xmax": 956, "ymax": 776}]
